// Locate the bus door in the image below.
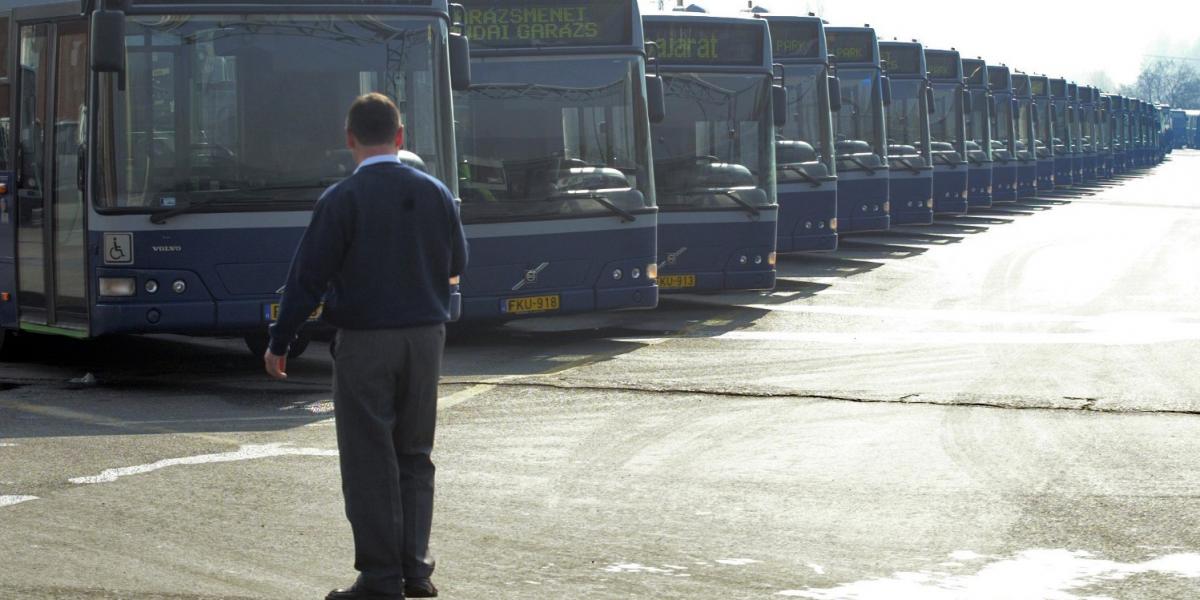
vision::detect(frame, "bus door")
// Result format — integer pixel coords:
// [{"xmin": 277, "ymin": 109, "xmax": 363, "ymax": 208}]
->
[{"xmin": 14, "ymin": 19, "xmax": 89, "ymax": 333}]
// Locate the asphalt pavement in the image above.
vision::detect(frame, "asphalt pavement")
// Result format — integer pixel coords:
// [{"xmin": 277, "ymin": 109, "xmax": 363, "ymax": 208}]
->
[{"xmin": 2, "ymin": 152, "xmax": 1199, "ymax": 599}]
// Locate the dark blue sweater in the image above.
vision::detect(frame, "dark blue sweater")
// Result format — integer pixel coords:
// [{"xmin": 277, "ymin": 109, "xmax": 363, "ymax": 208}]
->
[{"xmin": 268, "ymin": 161, "xmax": 468, "ymax": 355}]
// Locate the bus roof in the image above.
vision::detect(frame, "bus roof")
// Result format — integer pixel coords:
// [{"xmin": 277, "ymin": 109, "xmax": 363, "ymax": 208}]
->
[
  {"xmin": 878, "ymin": 40, "xmax": 925, "ymax": 78},
  {"xmin": 824, "ymin": 26, "xmax": 879, "ymax": 67},
  {"xmin": 923, "ymin": 48, "xmax": 962, "ymax": 82},
  {"xmin": 643, "ymin": 12, "xmax": 773, "ymax": 71},
  {"xmin": 461, "ymin": 0, "xmax": 645, "ymax": 55},
  {"xmin": 759, "ymin": 14, "xmax": 828, "ymax": 65}
]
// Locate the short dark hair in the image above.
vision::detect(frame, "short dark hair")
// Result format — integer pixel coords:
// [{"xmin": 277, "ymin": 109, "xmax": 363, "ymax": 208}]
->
[{"xmin": 346, "ymin": 93, "xmax": 401, "ymax": 146}]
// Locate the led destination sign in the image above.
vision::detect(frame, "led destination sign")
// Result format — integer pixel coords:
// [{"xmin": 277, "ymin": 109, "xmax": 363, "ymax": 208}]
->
[
  {"xmin": 825, "ymin": 30, "xmax": 875, "ymax": 63},
  {"xmin": 767, "ymin": 21, "xmax": 821, "ymax": 59},
  {"xmin": 925, "ymin": 52, "xmax": 960, "ymax": 79},
  {"xmin": 1050, "ymin": 79, "xmax": 1067, "ymax": 97},
  {"xmin": 879, "ymin": 45, "xmax": 922, "ymax": 75},
  {"xmin": 1031, "ymin": 78, "xmax": 1047, "ymax": 96},
  {"xmin": 462, "ymin": 0, "xmax": 631, "ymax": 50},
  {"xmin": 644, "ymin": 21, "xmax": 764, "ymax": 66}
]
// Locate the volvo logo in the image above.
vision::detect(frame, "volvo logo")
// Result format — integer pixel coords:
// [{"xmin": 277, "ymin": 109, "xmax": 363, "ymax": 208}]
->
[
  {"xmin": 659, "ymin": 247, "xmax": 688, "ymax": 268},
  {"xmin": 512, "ymin": 262, "xmax": 549, "ymax": 291}
]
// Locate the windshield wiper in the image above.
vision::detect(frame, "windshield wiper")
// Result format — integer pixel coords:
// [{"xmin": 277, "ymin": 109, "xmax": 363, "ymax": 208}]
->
[
  {"xmin": 149, "ymin": 197, "xmax": 230, "ymax": 224},
  {"xmin": 782, "ymin": 165, "xmax": 824, "ymax": 187},
  {"xmin": 933, "ymin": 153, "xmax": 960, "ymax": 167},
  {"xmin": 545, "ymin": 192, "xmax": 636, "ymax": 222},
  {"xmin": 892, "ymin": 158, "xmax": 922, "ymax": 175},
  {"xmin": 714, "ymin": 189, "xmax": 761, "ymax": 218},
  {"xmin": 967, "ymin": 154, "xmax": 984, "ymax": 166},
  {"xmin": 844, "ymin": 155, "xmax": 878, "ymax": 174}
]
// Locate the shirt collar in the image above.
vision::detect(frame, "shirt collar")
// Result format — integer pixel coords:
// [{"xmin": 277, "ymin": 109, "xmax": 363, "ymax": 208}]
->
[{"xmin": 354, "ymin": 153, "xmax": 404, "ymax": 173}]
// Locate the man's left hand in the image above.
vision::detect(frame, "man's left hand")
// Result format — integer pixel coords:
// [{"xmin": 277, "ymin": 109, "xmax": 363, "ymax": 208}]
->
[{"xmin": 264, "ymin": 350, "xmax": 288, "ymax": 380}]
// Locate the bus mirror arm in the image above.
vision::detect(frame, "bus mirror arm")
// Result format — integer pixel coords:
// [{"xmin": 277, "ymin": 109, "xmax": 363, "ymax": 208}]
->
[
  {"xmin": 828, "ymin": 77, "xmax": 842, "ymax": 112},
  {"xmin": 77, "ymin": 145, "xmax": 86, "ymax": 192},
  {"xmin": 90, "ymin": 5, "xmax": 126, "ymax": 74},
  {"xmin": 773, "ymin": 85, "xmax": 788, "ymax": 128}
]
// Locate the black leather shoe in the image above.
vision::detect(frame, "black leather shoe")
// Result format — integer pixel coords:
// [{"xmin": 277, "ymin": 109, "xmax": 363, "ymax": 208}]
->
[
  {"xmin": 325, "ymin": 584, "xmax": 403, "ymax": 600},
  {"xmin": 404, "ymin": 579, "xmax": 438, "ymax": 598}
]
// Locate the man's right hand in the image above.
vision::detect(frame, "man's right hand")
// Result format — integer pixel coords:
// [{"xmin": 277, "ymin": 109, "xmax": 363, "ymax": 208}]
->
[{"xmin": 264, "ymin": 350, "xmax": 288, "ymax": 380}]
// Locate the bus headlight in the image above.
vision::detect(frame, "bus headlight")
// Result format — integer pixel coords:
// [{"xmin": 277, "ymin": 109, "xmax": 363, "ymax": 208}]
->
[
  {"xmin": 611, "ymin": 269, "xmax": 623, "ymax": 281},
  {"xmin": 172, "ymin": 279, "xmax": 187, "ymax": 294},
  {"xmin": 144, "ymin": 279, "xmax": 159, "ymax": 294},
  {"xmin": 99, "ymin": 277, "xmax": 136, "ymax": 297},
  {"xmin": 883, "ymin": 201, "xmax": 890, "ymax": 212},
  {"xmin": 646, "ymin": 263, "xmax": 658, "ymax": 280},
  {"xmin": 767, "ymin": 252, "xmax": 777, "ymax": 266},
  {"xmin": 829, "ymin": 218, "xmax": 838, "ymax": 231},
  {"xmin": 631, "ymin": 267, "xmax": 641, "ymax": 280}
]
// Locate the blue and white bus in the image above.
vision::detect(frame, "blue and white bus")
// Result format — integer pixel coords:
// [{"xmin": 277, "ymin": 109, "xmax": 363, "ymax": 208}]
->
[
  {"xmin": 1111, "ymin": 95, "xmax": 1130, "ymax": 174},
  {"xmin": 824, "ymin": 26, "xmax": 889, "ymax": 232},
  {"xmin": 1010, "ymin": 71, "xmax": 1038, "ymax": 198},
  {"xmin": 985, "ymin": 64, "xmax": 1018, "ymax": 202},
  {"xmin": 455, "ymin": 0, "xmax": 660, "ymax": 320},
  {"xmin": 1049, "ymin": 77, "xmax": 1075, "ymax": 188},
  {"xmin": 763, "ymin": 14, "xmax": 840, "ymax": 251},
  {"xmin": 642, "ymin": 11, "xmax": 780, "ymax": 293},
  {"xmin": 0, "ymin": 0, "xmax": 469, "ymax": 357},
  {"xmin": 961, "ymin": 58, "xmax": 993, "ymax": 209},
  {"xmin": 878, "ymin": 41, "xmax": 934, "ymax": 225},
  {"xmin": 1030, "ymin": 75, "xmax": 1056, "ymax": 192},
  {"xmin": 924, "ymin": 48, "xmax": 968, "ymax": 215},
  {"xmin": 1066, "ymin": 82, "xmax": 1084, "ymax": 183}
]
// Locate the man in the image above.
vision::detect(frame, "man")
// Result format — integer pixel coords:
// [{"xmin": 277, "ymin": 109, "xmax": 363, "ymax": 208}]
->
[{"xmin": 265, "ymin": 93, "xmax": 467, "ymax": 600}]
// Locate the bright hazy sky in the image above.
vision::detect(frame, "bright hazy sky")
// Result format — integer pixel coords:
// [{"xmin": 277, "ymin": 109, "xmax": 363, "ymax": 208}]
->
[{"xmin": 640, "ymin": 0, "xmax": 1200, "ymax": 89}]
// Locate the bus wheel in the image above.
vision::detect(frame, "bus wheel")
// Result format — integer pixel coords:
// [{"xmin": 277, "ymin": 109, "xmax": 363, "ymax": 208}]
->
[
  {"xmin": 244, "ymin": 332, "xmax": 310, "ymax": 360},
  {"xmin": 0, "ymin": 329, "xmax": 19, "ymax": 361}
]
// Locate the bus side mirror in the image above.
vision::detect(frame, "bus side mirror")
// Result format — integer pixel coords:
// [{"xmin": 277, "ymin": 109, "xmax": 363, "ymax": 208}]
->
[
  {"xmin": 926, "ymin": 85, "xmax": 935, "ymax": 115},
  {"xmin": 988, "ymin": 94, "xmax": 997, "ymax": 116},
  {"xmin": 828, "ymin": 76, "xmax": 842, "ymax": 112},
  {"xmin": 1012, "ymin": 98, "xmax": 1020, "ymax": 114},
  {"xmin": 449, "ymin": 33, "xmax": 472, "ymax": 91},
  {"xmin": 773, "ymin": 85, "xmax": 788, "ymax": 128},
  {"xmin": 881, "ymin": 75, "xmax": 892, "ymax": 106},
  {"xmin": 91, "ymin": 8, "xmax": 126, "ymax": 73},
  {"xmin": 646, "ymin": 75, "xmax": 666, "ymax": 124},
  {"xmin": 961, "ymin": 89, "xmax": 973, "ymax": 113}
]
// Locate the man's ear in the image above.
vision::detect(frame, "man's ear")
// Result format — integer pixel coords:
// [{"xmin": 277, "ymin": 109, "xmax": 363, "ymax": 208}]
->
[
  {"xmin": 346, "ymin": 131, "xmax": 358, "ymax": 150},
  {"xmin": 396, "ymin": 125, "xmax": 405, "ymax": 150}
]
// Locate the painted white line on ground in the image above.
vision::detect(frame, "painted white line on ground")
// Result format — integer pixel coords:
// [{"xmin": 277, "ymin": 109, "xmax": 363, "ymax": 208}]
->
[
  {"xmin": 776, "ymin": 549, "xmax": 1200, "ymax": 599},
  {"xmin": 0, "ymin": 495, "xmax": 37, "ymax": 508},
  {"xmin": 715, "ymin": 558, "xmax": 761, "ymax": 566},
  {"xmin": 0, "ymin": 442, "xmax": 17, "ymax": 447},
  {"xmin": 439, "ymin": 384, "xmax": 496, "ymax": 411},
  {"xmin": 714, "ymin": 326, "xmax": 1200, "ymax": 346},
  {"xmin": 69, "ymin": 443, "xmax": 338, "ymax": 484}
]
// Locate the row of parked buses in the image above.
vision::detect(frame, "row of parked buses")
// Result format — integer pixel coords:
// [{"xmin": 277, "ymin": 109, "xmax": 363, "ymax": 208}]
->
[
  {"xmin": 0, "ymin": 0, "xmax": 1176, "ymax": 358},
  {"xmin": 1173, "ymin": 109, "xmax": 1200, "ymax": 149}
]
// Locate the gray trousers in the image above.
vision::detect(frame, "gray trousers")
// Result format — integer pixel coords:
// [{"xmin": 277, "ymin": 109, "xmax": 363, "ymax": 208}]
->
[{"xmin": 332, "ymin": 324, "xmax": 444, "ymax": 594}]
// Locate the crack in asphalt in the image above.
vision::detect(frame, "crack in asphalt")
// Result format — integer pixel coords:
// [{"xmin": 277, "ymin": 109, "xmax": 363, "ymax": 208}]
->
[{"xmin": 444, "ymin": 377, "xmax": 1200, "ymax": 416}]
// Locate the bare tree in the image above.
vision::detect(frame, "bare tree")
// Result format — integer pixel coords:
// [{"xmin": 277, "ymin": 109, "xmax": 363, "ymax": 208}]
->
[{"xmin": 1132, "ymin": 59, "xmax": 1200, "ymax": 108}]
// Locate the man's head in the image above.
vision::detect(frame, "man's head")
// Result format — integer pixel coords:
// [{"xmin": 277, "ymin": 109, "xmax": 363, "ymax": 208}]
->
[{"xmin": 346, "ymin": 93, "xmax": 405, "ymax": 162}]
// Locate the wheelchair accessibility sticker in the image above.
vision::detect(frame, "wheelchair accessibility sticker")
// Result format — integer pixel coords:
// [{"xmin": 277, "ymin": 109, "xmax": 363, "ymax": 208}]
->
[{"xmin": 103, "ymin": 233, "xmax": 134, "ymax": 265}]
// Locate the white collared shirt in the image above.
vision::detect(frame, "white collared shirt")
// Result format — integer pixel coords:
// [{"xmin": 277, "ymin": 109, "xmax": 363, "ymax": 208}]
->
[{"xmin": 354, "ymin": 153, "xmax": 403, "ymax": 173}]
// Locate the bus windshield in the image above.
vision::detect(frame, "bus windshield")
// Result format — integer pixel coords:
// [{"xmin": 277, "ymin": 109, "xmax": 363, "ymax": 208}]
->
[
  {"xmin": 885, "ymin": 79, "xmax": 930, "ymax": 167},
  {"xmin": 1015, "ymin": 100, "xmax": 1034, "ymax": 161},
  {"xmin": 965, "ymin": 89, "xmax": 992, "ymax": 162},
  {"xmin": 455, "ymin": 56, "xmax": 653, "ymax": 223},
  {"xmin": 929, "ymin": 86, "xmax": 964, "ymax": 163},
  {"xmin": 1079, "ymin": 106, "xmax": 1095, "ymax": 152},
  {"xmin": 95, "ymin": 14, "xmax": 450, "ymax": 211},
  {"xmin": 1053, "ymin": 102, "xmax": 1072, "ymax": 153},
  {"xmin": 777, "ymin": 64, "xmax": 834, "ymax": 182},
  {"xmin": 991, "ymin": 96, "xmax": 1014, "ymax": 161},
  {"xmin": 834, "ymin": 67, "xmax": 884, "ymax": 171},
  {"xmin": 1036, "ymin": 102, "xmax": 1054, "ymax": 158},
  {"xmin": 653, "ymin": 72, "xmax": 775, "ymax": 210}
]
